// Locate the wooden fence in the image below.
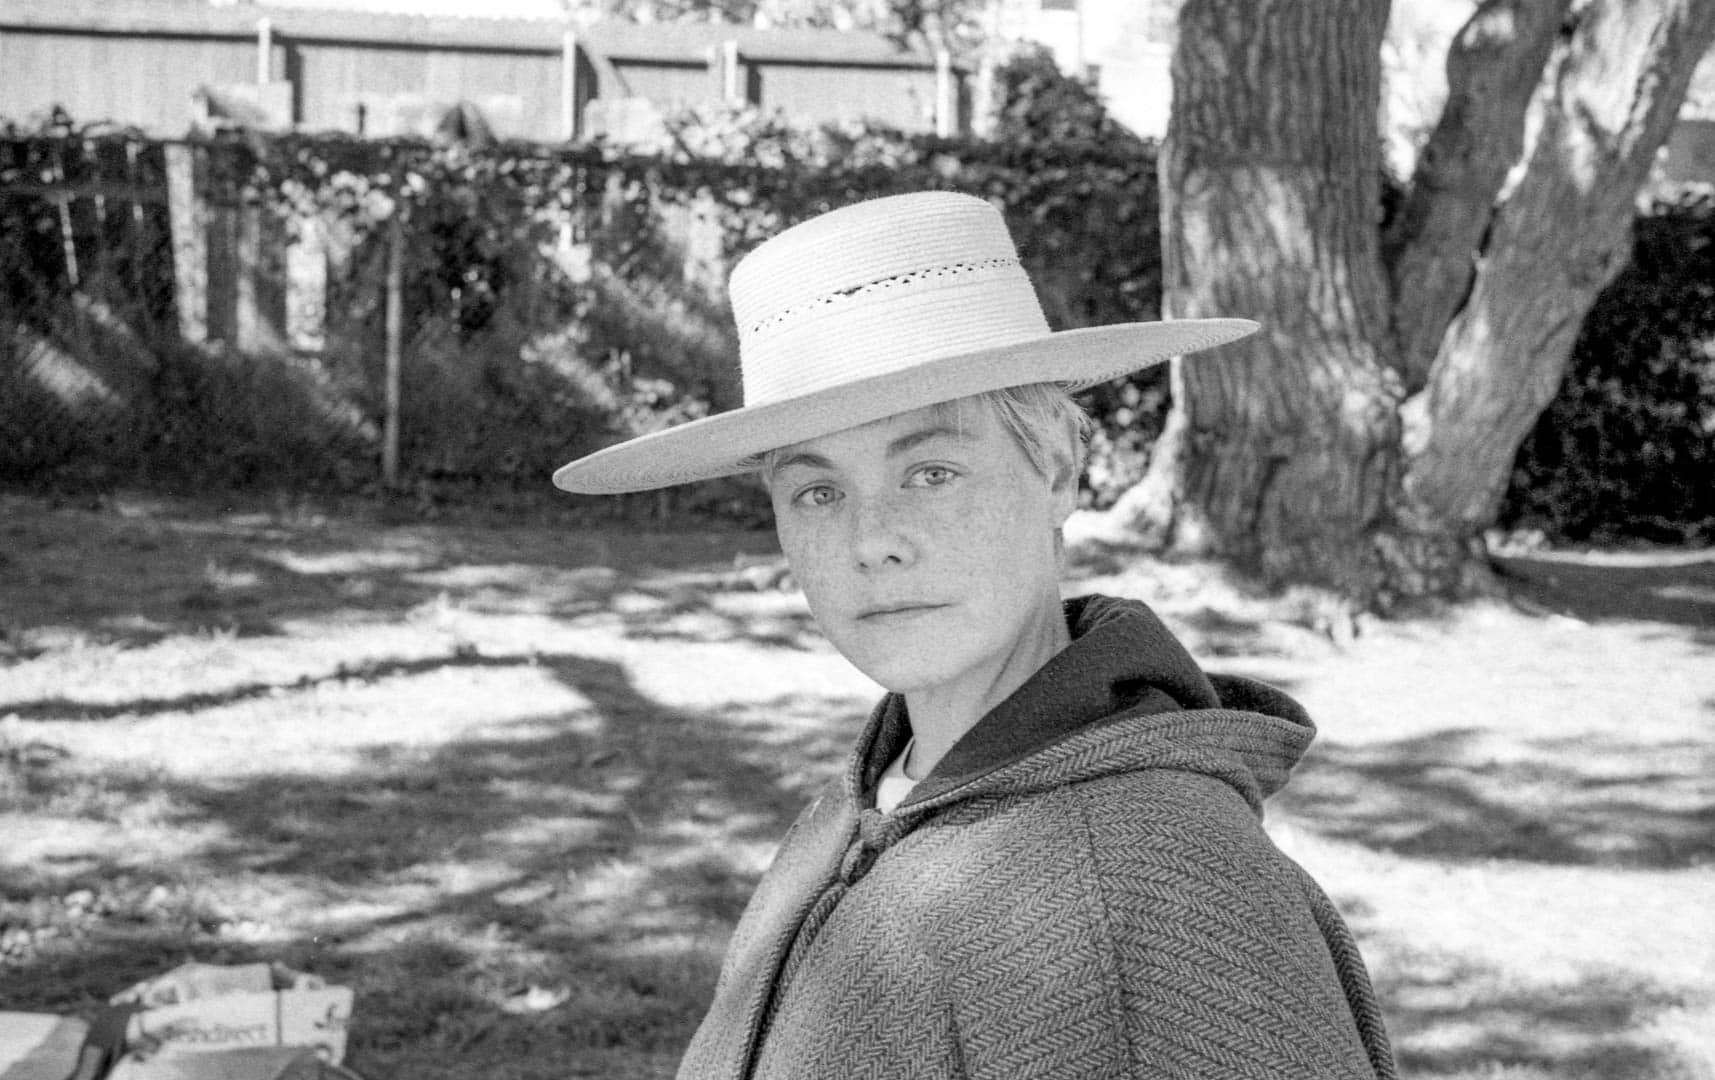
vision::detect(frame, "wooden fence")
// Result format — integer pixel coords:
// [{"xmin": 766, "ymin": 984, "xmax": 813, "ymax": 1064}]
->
[{"xmin": 0, "ymin": 130, "xmax": 736, "ymax": 491}]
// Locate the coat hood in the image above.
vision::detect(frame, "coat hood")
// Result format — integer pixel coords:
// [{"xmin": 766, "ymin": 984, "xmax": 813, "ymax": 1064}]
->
[{"xmin": 852, "ymin": 593, "xmax": 1315, "ymax": 817}]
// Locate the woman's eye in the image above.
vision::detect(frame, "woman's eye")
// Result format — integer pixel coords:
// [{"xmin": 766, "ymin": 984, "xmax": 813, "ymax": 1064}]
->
[
  {"xmin": 793, "ymin": 484, "xmax": 840, "ymax": 508},
  {"xmin": 908, "ymin": 466, "xmax": 958, "ymax": 487}
]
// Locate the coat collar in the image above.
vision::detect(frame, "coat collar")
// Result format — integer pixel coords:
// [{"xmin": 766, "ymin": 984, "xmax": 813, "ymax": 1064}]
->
[{"xmin": 850, "ymin": 593, "xmax": 1225, "ymax": 808}]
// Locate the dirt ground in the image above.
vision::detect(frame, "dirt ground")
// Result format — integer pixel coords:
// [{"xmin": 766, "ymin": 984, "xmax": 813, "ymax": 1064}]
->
[{"xmin": 1, "ymin": 490, "xmax": 1711, "ymax": 1079}]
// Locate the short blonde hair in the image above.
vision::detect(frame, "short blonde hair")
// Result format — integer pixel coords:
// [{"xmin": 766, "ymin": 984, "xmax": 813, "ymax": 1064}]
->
[
  {"xmin": 981, "ymin": 382, "xmax": 1093, "ymax": 484},
  {"xmin": 757, "ymin": 382, "xmax": 1092, "ymax": 486}
]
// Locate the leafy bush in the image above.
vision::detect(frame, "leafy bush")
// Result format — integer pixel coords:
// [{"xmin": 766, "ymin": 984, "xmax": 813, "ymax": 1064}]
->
[
  {"xmin": 137, "ymin": 338, "xmax": 365, "ymax": 490},
  {"xmin": 1501, "ymin": 187, "xmax": 1715, "ymax": 544},
  {"xmin": 988, "ymin": 44, "xmax": 1127, "ymax": 147}
]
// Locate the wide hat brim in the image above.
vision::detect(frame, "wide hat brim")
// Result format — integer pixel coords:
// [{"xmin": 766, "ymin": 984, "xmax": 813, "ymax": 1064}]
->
[{"xmin": 552, "ymin": 317, "xmax": 1257, "ymax": 494}]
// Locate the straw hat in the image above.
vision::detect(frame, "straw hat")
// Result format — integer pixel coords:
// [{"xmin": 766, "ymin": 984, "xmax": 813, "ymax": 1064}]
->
[{"xmin": 553, "ymin": 191, "xmax": 1256, "ymax": 494}]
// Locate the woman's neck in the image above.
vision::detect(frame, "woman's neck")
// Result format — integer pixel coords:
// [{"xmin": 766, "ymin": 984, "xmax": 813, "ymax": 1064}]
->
[{"xmin": 902, "ymin": 596, "xmax": 1070, "ymax": 779}]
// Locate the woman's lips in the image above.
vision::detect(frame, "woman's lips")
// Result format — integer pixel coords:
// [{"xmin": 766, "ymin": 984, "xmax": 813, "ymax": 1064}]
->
[{"xmin": 857, "ymin": 603, "xmax": 948, "ymax": 621}]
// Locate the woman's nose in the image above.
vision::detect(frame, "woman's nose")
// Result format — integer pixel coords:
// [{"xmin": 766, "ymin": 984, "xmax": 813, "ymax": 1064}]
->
[{"xmin": 850, "ymin": 495, "xmax": 916, "ymax": 570}]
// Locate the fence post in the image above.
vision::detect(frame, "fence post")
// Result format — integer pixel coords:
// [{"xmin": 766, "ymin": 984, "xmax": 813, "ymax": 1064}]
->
[
  {"xmin": 721, "ymin": 39, "xmax": 743, "ymax": 105},
  {"xmin": 382, "ymin": 208, "xmax": 404, "ymax": 488},
  {"xmin": 935, "ymin": 48, "xmax": 955, "ymax": 137},
  {"xmin": 707, "ymin": 40, "xmax": 742, "ymax": 104},
  {"xmin": 84, "ymin": 138, "xmax": 107, "ymax": 249},
  {"xmin": 164, "ymin": 142, "xmax": 208, "ymax": 344},
  {"xmin": 49, "ymin": 142, "xmax": 79, "ymax": 289},
  {"xmin": 561, "ymin": 29, "xmax": 581, "ymax": 141},
  {"xmin": 257, "ymin": 17, "xmax": 273, "ymax": 84},
  {"xmin": 236, "ymin": 195, "xmax": 262, "ymax": 350},
  {"xmin": 124, "ymin": 139, "xmax": 148, "ymax": 301},
  {"xmin": 234, "ymin": 190, "xmax": 287, "ymax": 354},
  {"xmin": 203, "ymin": 147, "xmax": 241, "ymax": 345},
  {"xmin": 285, "ymin": 211, "xmax": 328, "ymax": 353}
]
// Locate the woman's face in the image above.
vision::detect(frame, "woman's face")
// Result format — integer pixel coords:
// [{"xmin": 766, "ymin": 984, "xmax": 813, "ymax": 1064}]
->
[{"xmin": 767, "ymin": 397, "xmax": 1077, "ymax": 699}]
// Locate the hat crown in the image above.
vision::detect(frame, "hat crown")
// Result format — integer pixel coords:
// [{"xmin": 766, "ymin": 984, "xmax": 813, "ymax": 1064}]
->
[{"xmin": 726, "ymin": 193, "xmax": 1051, "ymax": 406}]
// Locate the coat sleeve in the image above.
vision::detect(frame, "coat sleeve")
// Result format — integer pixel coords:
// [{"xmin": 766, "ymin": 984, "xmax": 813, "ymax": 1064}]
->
[
  {"xmin": 676, "ymin": 781, "xmax": 859, "ymax": 1080},
  {"xmin": 934, "ymin": 772, "xmax": 1390, "ymax": 1080}
]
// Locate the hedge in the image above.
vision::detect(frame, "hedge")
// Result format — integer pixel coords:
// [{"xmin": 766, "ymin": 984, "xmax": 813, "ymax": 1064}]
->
[{"xmin": 1499, "ymin": 186, "xmax": 1715, "ymax": 545}]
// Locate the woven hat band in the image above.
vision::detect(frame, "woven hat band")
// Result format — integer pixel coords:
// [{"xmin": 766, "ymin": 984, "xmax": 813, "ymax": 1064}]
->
[
  {"xmin": 729, "ymin": 193, "xmax": 1016, "ymax": 320},
  {"xmin": 739, "ymin": 262, "xmax": 1050, "ymax": 405}
]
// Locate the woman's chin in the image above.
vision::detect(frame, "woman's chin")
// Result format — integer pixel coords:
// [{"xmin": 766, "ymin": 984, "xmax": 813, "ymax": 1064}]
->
[{"xmin": 842, "ymin": 649, "xmax": 966, "ymax": 698}]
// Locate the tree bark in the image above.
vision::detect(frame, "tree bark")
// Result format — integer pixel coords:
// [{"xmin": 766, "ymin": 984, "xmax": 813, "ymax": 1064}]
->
[
  {"xmin": 1399, "ymin": 0, "xmax": 1715, "ymax": 531},
  {"xmin": 1113, "ymin": 0, "xmax": 1402, "ymax": 599}
]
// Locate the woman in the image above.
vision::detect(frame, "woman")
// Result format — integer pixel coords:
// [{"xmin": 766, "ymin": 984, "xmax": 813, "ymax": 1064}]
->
[{"xmin": 555, "ymin": 192, "xmax": 1396, "ymax": 1079}]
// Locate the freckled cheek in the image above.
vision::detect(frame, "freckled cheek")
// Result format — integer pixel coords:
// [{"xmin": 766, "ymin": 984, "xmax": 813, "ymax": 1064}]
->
[
  {"xmin": 958, "ymin": 500, "xmax": 1059, "ymax": 588},
  {"xmin": 774, "ymin": 522, "xmax": 847, "ymax": 611},
  {"xmin": 961, "ymin": 497, "xmax": 1039, "ymax": 545}
]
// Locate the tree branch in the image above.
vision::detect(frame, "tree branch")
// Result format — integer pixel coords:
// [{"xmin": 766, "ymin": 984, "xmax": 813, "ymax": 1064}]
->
[{"xmin": 1382, "ymin": 0, "xmax": 1572, "ymax": 390}]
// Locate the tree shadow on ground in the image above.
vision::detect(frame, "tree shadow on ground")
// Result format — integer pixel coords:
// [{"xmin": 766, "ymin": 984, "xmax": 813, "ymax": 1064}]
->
[
  {"xmin": 1493, "ymin": 549, "xmax": 1715, "ymax": 630},
  {"xmin": 1374, "ymin": 954, "xmax": 1699, "ymax": 1079},
  {"xmin": 170, "ymin": 651, "xmax": 850, "ymax": 889},
  {"xmin": 1, "ymin": 650, "xmax": 867, "ymax": 1080},
  {"xmin": 612, "ymin": 586, "xmax": 820, "ymax": 652},
  {"xmin": 0, "ymin": 492, "xmax": 780, "ymax": 654},
  {"xmin": 1276, "ymin": 728, "xmax": 1715, "ymax": 868},
  {"xmin": 4, "ymin": 653, "xmax": 537, "ymax": 721}
]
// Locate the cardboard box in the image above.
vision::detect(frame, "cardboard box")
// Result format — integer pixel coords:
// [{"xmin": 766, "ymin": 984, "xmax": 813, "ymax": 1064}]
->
[
  {"xmin": 116, "ymin": 965, "xmax": 353, "ymax": 1065},
  {"xmin": 123, "ymin": 989, "xmax": 352, "ymax": 1066},
  {"xmin": 0, "ymin": 1012, "xmax": 90, "ymax": 1080}
]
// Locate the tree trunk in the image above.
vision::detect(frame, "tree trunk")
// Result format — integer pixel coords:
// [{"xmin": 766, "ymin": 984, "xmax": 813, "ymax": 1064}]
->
[
  {"xmin": 1113, "ymin": 0, "xmax": 1715, "ymax": 609},
  {"xmin": 1112, "ymin": 0, "xmax": 1404, "ymax": 599}
]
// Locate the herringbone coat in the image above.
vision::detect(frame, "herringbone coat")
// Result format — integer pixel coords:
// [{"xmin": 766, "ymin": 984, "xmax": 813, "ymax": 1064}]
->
[{"xmin": 678, "ymin": 595, "xmax": 1396, "ymax": 1079}]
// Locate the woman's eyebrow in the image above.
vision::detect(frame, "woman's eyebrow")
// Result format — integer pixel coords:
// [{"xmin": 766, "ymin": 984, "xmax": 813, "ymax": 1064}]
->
[
  {"xmin": 771, "ymin": 449, "xmax": 834, "ymax": 474},
  {"xmin": 886, "ymin": 424, "xmax": 977, "ymax": 457}
]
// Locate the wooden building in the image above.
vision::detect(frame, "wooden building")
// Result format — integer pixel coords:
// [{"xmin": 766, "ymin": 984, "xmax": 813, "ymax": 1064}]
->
[{"xmin": 0, "ymin": 0, "xmax": 967, "ymax": 141}]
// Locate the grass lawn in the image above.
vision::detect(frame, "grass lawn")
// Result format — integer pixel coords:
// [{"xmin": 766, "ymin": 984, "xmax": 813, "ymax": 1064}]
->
[{"xmin": 2, "ymin": 490, "xmax": 1712, "ymax": 1079}]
